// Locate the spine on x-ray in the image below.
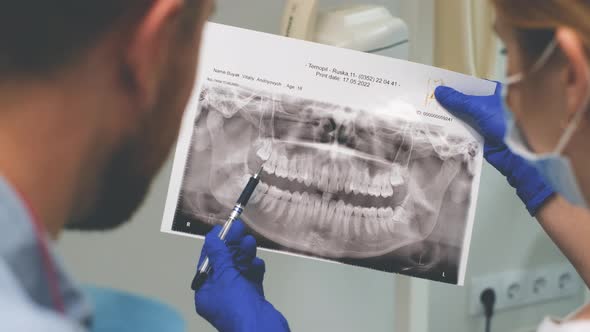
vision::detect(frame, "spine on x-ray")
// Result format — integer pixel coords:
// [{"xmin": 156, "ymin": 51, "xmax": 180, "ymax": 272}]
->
[{"xmin": 281, "ymin": 0, "xmax": 318, "ymax": 41}]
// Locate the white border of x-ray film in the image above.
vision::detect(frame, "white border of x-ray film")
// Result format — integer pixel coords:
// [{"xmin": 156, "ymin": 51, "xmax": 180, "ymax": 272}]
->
[{"xmin": 161, "ymin": 22, "xmax": 496, "ymax": 286}]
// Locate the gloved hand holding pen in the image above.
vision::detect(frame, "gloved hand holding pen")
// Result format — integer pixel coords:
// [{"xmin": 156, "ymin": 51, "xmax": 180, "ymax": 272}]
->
[
  {"xmin": 194, "ymin": 220, "xmax": 290, "ymax": 332},
  {"xmin": 435, "ymin": 83, "xmax": 555, "ymax": 216}
]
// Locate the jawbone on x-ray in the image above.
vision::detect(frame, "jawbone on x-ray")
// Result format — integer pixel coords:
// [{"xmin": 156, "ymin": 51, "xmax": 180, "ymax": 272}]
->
[
  {"xmin": 162, "ymin": 23, "xmax": 495, "ymax": 285},
  {"xmin": 181, "ymin": 83, "xmax": 477, "ymax": 279}
]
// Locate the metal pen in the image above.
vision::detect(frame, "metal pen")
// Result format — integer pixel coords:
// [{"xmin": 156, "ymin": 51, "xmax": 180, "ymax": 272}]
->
[{"xmin": 191, "ymin": 165, "xmax": 264, "ymax": 291}]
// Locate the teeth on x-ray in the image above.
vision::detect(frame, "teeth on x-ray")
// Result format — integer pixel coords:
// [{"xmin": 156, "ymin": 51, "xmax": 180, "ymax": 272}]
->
[
  {"xmin": 182, "ymin": 84, "xmax": 478, "ymax": 260},
  {"xmin": 255, "ymin": 139, "xmax": 273, "ymax": 161},
  {"xmin": 258, "ymin": 147, "xmax": 408, "ymax": 198}
]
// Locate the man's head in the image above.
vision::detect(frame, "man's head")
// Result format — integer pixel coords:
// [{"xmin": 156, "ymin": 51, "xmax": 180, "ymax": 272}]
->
[{"xmin": 0, "ymin": 0, "xmax": 214, "ymax": 231}]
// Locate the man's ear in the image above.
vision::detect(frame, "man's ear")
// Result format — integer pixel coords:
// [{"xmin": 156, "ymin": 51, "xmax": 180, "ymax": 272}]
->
[
  {"xmin": 557, "ymin": 27, "xmax": 590, "ymax": 123},
  {"xmin": 124, "ymin": 0, "xmax": 184, "ymax": 111}
]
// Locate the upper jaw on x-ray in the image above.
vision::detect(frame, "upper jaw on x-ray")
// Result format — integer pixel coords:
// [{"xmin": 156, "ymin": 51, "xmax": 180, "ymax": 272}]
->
[{"xmin": 184, "ymin": 84, "xmax": 478, "ymax": 259}]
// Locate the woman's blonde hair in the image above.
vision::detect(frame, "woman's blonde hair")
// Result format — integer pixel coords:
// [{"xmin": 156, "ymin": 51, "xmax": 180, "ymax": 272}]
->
[{"xmin": 491, "ymin": 0, "xmax": 590, "ymax": 60}]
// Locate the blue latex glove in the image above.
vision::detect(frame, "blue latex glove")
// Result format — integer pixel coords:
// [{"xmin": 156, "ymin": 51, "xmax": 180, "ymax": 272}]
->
[
  {"xmin": 435, "ymin": 84, "xmax": 555, "ymax": 216},
  {"xmin": 194, "ymin": 220, "xmax": 290, "ymax": 332}
]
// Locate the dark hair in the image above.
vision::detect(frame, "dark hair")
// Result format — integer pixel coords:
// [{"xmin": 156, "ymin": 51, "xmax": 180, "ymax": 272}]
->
[
  {"xmin": 517, "ymin": 29, "xmax": 555, "ymax": 57},
  {"xmin": 0, "ymin": 1, "xmax": 151, "ymax": 77},
  {"xmin": 492, "ymin": 0, "xmax": 590, "ymax": 65}
]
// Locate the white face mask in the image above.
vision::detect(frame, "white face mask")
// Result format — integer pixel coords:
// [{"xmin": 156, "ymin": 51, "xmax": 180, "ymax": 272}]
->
[{"xmin": 502, "ymin": 39, "xmax": 590, "ymax": 208}]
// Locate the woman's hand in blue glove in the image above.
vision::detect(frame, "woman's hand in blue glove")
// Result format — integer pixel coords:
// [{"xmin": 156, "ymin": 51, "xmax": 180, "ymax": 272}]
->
[
  {"xmin": 435, "ymin": 84, "xmax": 555, "ymax": 216},
  {"xmin": 194, "ymin": 220, "xmax": 290, "ymax": 332}
]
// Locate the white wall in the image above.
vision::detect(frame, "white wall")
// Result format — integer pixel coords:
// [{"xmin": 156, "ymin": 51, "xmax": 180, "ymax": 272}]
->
[{"xmin": 57, "ymin": 1, "xmax": 585, "ymax": 332}]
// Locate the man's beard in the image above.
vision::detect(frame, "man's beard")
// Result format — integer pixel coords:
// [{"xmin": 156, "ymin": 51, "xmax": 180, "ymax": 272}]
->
[
  {"xmin": 66, "ymin": 136, "xmax": 152, "ymax": 231},
  {"xmin": 64, "ymin": 44, "xmax": 195, "ymax": 231}
]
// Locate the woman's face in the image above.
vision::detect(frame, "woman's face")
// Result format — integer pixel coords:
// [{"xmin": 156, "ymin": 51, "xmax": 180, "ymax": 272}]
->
[
  {"xmin": 495, "ymin": 15, "xmax": 567, "ymax": 154},
  {"xmin": 495, "ymin": 13, "xmax": 590, "ymax": 203}
]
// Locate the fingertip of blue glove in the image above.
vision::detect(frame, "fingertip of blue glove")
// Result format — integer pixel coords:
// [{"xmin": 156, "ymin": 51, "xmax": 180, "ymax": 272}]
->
[
  {"xmin": 434, "ymin": 86, "xmax": 461, "ymax": 106},
  {"xmin": 243, "ymin": 257, "xmax": 266, "ymax": 285},
  {"xmin": 434, "ymin": 85, "xmax": 453, "ymax": 94},
  {"xmin": 434, "ymin": 85, "xmax": 454, "ymax": 96},
  {"xmin": 239, "ymin": 235, "xmax": 257, "ymax": 254},
  {"xmin": 209, "ymin": 225, "xmax": 223, "ymax": 235},
  {"xmin": 204, "ymin": 229, "xmax": 226, "ymax": 252},
  {"xmin": 251, "ymin": 257, "xmax": 266, "ymax": 271},
  {"xmin": 224, "ymin": 219, "xmax": 248, "ymax": 245},
  {"xmin": 233, "ymin": 219, "xmax": 246, "ymax": 231}
]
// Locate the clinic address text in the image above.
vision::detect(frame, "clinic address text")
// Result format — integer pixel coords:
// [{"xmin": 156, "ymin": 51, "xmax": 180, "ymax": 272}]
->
[
  {"xmin": 307, "ymin": 62, "xmax": 400, "ymax": 89},
  {"xmin": 208, "ymin": 63, "xmax": 400, "ymax": 92}
]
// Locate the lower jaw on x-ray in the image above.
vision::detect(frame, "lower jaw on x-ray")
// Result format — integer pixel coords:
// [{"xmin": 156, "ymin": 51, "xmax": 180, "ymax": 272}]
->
[{"xmin": 172, "ymin": 83, "xmax": 478, "ymax": 284}]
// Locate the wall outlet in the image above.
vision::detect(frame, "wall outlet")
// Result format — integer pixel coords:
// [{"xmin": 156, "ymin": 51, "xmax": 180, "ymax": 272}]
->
[
  {"xmin": 470, "ymin": 275, "xmax": 504, "ymax": 315},
  {"xmin": 554, "ymin": 264, "xmax": 582, "ymax": 298},
  {"xmin": 526, "ymin": 267, "xmax": 554, "ymax": 304},
  {"xmin": 501, "ymin": 270, "xmax": 528, "ymax": 309},
  {"xmin": 469, "ymin": 264, "xmax": 583, "ymax": 316}
]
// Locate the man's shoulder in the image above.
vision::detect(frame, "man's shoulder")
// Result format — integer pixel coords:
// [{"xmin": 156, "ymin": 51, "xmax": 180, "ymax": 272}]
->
[{"xmin": 0, "ymin": 259, "xmax": 86, "ymax": 331}]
